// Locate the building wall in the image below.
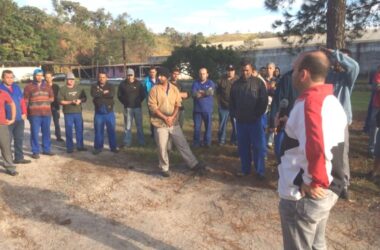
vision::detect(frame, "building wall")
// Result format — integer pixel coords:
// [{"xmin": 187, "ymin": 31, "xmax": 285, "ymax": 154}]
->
[{"xmin": 244, "ymin": 41, "xmax": 380, "ymax": 75}]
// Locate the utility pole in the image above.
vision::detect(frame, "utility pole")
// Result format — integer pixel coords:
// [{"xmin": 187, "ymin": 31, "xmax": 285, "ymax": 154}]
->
[{"xmin": 122, "ymin": 37, "xmax": 127, "ymax": 78}]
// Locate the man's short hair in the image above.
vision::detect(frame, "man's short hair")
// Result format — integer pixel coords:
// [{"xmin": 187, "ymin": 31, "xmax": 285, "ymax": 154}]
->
[
  {"xmin": 98, "ymin": 71, "xmax": 107, "ymax": 77},
  {"xmin": 45, "ymin": 71, "xmax": 53, "ymax": 76},
  {"xmin": 240, "ymin": 58, "xmax": 253, "ymax": 68},
  {"xmin": 149, "ymin": 66, "xmax": 157, "ymax": 71},
  {"xmin": 267, "ymin": 62, "xmax": 276, "ymax": 68},
  {"xmin": 1, "ymin": 69, "xmax": 13, "ymax": 79},
  {"xmin": 171, "ymin": 67, "xmax": 180, "ymax": 73},
  {"xmin": 299, "ymin": 53, "xmax": 330, "ymax": 81},
  {"xmin": 199, "ymin": 67, "xmax": 208, "ymax": 73}
]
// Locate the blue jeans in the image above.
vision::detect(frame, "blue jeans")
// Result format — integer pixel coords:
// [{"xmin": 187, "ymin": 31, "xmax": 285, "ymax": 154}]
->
[
  {"xmin": 236, "ymin": 120, "xmax": 266, "ymax": 176},
  {"xmin": 123, "ymin": 107, "xmax": 145, "ymax": 146},
  {"xmin": 94, "ymin": 112, "xmax": 117, "ymax": 150},
  {"xmin": 8, "ymin": 119, "xmax": 25, "ymax": 161},
  {"xmin": 52, "ymin": 108, "xmax": 62, "ymax": 139},
  {"xmin": 29, "ymin": 116, "xmax": 51, "ymax": 154},
  {"xmin": 218, "ymin": 108, "xmax": 236, "ymax": 144},
  {"xmin": 193, "ymin": 112, "xmax": 212, "ymax": 146},
  {"xmin": 64, "ymin": 113, "xmax": 84, "ymax": 151}
]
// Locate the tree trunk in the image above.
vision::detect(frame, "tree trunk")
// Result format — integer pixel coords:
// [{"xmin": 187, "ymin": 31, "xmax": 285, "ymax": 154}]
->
[{"xmin": 326, "ymin": 0, "xmax": 346, "ymax": 49}]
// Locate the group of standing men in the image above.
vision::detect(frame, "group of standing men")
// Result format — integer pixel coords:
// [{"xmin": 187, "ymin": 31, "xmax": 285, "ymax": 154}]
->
[{"xmin": 0, "ymin": 46, "xmax": 363, "ymax": 249}]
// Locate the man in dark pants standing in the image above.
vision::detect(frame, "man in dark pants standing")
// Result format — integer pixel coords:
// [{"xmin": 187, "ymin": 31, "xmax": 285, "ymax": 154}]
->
[
  {"xmin": 45, "ymin": 72, "xmax": 64, "ymax": 142},
  {"xmin": 91, "ymin": 72, "xmax": 118, "ymax": 155},
  {"xmin": 0, "ymin": 70, "xmax": 31, "ymax": 164},
  {"xmin": 230, "ymin": 60, "xmax": 268, "ymax": 179},
  {"xmin": 217, "ymin": 64, "xmax": 238, "ymax": 145}
]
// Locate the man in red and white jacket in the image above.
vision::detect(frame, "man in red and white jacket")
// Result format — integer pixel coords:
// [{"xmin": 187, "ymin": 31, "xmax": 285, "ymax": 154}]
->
[{"xmin": 278, "ymin": 50, "xmax": 348, "ymax": 250}]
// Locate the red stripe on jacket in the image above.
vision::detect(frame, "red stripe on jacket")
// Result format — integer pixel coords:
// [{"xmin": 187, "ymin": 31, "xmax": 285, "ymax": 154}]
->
[{"xmin": 300, "ymin": 84, "xmax": 334, "ymax": 188}]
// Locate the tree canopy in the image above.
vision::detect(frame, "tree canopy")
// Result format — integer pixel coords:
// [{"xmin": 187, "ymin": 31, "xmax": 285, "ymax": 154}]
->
[
  {"xmin": 265, "ymin": 0, "xmax": 380, "ymax": 49},
  {"xmin": 164, "ymin": 45, "xmax": 241, "ymax": 80}
]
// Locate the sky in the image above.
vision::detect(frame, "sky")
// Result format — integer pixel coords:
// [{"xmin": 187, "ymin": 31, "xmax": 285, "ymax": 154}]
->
[{"xmin": 15, "ymin": 0, "xmax": 299, "ymax": 35}]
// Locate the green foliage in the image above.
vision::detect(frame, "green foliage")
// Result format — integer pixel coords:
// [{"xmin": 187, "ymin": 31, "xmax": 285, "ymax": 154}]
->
[
  {"xmin": 164, "ymin": 45, "xmax": 241, "ymax": 80},
  {"xmin": 265, "ymin": 0, "xmax": 380, "ymax": 48}
]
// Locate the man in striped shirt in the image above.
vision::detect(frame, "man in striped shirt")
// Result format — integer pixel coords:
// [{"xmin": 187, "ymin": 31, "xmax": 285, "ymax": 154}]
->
[{"xmin": 24, "ymin": 69, "xmax": 55, "ymax": 159}]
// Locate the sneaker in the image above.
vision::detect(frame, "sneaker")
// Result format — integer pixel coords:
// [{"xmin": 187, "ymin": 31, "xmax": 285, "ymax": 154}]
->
[
  {"xmin": 31, "ymin": 154, "xmax": 40, "ymax": 159},
  {"xmin": 340, "ymin": 187, "xmax": 349, "ymax": 200},
  {"xmin": 161, "ymin": 171, "xmax": 170, "ymax": 178},
  {"xmin": 92, "ymin": 149, "xmax": 102, "ymax": 155},
  {"xmin": 66, "ymin": 149, "xmax": 74, "ymax": 154},
  {"xmin": 14, "ymin": 159, "xmax": 31, "ymax": 164},
  {"xmin": 5, "ymin": 169, "xmax": 18, "ymax": 176},
  {"xmin": 42, "ymin": 152, "xmax": 55, "ymax": 156},
  {"xmin": 111, "ymin": 148, "xmax": 119, "ymax": 153},
  {"xmin": 77, "ymin": 147, "xmax": 88, "ymax": 152},
  {"xmin": 57, "ymin": 138, "xmax": 65, "ymax": 142},
  {"xmin": 236, "ymin": 171, "xmax": 249, "ymax": 177},
  {"xmin": 192, "ymin": 162, "xmax": 207, "ymax": 176},
  {"xmin": 256, "ymin": 174, "xmax": 266, "ymax": 181}
]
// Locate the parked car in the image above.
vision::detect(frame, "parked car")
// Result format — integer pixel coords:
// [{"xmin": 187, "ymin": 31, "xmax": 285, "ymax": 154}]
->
[{"xmin": 53, "ymin": 73, "xmax": 66, "ymax": 82}]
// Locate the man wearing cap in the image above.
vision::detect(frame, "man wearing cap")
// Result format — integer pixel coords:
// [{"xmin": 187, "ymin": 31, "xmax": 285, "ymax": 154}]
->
[
  {"xmin": 148, "ymin": 67, "xmax": 205, "ymax": 177},
  {"xmin": 117, "ymin": 68, "xmax": 146, "ymax": 147},
  {"xmin": 192, "ymin": 67, "xmax": 216, "ymax": 147},
  {"xmin": 0, "ymin": 75, "xmax": 18, "ymax": 176},
  {"xmin": 58, "ymin": 72, "xmax": 87, "ymax": 153},
  {"xmin": 0, "ymin": 70, "xmax": 31, "ymax": 165},
  {"xmin": 45, "ymin": 71, "xmax": 64, "ymax": 142},
  {"xmin": 24, "ymin": 68, "xmax": 55, "ymax": 159},
  {"xmin": 230, "ymin": 59, "xmax": 268, "ymax": 179},
  {"xmin": 217, "ymin": 65, "xmax": 238, "ymax": 145},
  {"xmin": 91, "ymin": 72, "xmax": 118, "ymax": 154}
]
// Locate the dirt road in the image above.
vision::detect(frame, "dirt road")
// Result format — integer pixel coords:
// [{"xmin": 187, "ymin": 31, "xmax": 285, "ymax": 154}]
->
[{"xmin": 0, "ymin": 120, "xmax": 379, "ymax": 250}]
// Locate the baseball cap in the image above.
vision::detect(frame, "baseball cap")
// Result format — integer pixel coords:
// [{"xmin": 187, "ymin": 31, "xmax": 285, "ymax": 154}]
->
[
  {"xmin": 66, "ymin": 72, "xmax": 75, "ymax": 80},
  {"xmin": 33, "ymin": 68, "xmax": 43, "ymax": 76},
  {"xmin": 226, "ymin": 64, "xmax": 235, "ymax": 71}
]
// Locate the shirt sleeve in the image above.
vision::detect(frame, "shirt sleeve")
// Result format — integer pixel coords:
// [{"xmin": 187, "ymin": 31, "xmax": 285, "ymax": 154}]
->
[{"xmin": 148, "ymin": 87, "xmax": 158, "ymax": 113}]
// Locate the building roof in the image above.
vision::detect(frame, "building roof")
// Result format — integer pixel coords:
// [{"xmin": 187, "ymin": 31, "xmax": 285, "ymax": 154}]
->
[{"xmin": 205, "ymin": 29, "xmax": 380, "ymax": 50}]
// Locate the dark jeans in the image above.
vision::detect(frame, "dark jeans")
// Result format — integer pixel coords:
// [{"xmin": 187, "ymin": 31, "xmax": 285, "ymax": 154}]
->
[
  {"xmin": 8, "ymin": 119, "xmax": 25, "ymax": 161},
  {"xmin": 193, "ymin": 112, "xmax": 213, "ymax": 146},
  {"xmin": 94, "ymin": 112, "xmax": 117, "ymax": 150},
  {"xmin": 64, "ymin": 113, "xmax": 84, "ymax": 151},
  {"xmin": 52, "ymin": 108, "xmax": 62, "ymax": 139}
]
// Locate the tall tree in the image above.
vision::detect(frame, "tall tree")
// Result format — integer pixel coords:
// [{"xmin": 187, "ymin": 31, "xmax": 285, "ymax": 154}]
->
[
  {"xmin": 265, "ymin": 0, "xmax": 380, "ymax": 49},
  {"xmin": 164, "ymin": 45, "xmax": 241, "ymax": 80}
]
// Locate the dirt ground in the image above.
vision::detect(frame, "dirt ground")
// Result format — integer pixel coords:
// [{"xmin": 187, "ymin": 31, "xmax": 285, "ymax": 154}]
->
[{"xmin": 0, "ymin": 117, "xmax": 379, "ymax": 250}]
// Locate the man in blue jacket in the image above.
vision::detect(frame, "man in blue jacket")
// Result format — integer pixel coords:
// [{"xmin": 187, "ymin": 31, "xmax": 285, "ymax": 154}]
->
[
  {"xmin": 323, "ymin": 47, "xmax": 360, "ymax": 200},
  {"xmin": 0, "ymin": 70, "xmax": 31, "ymax": 164},
  {"xmin": 192, "ymin": 67, "xmax": 216, "ymax": 147},
  {"xmin": 143, "ymin": 66, "xmax": 158, "ymax": 138}
]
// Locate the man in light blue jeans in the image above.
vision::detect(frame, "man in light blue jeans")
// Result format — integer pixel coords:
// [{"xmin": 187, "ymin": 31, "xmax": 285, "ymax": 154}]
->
[{"xmin": 278, "ymin": 50, "xmax": 348, "ymax": 249}]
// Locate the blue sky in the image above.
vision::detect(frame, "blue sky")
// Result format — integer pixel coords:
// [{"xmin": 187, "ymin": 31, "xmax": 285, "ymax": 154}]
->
[{"xmin": 16, "ymin": 0, "xmax": 301, "ymax": 35}]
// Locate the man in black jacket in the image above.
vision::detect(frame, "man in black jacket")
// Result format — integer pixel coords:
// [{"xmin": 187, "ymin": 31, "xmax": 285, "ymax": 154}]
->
[
  {"xmin": 230, "ymin": 59, "xmax": 268, "ymax": 179},
  {"xmin": 91, "ymin": 72, "xmax": 118, "ymax": 154},
  {"xmin": 117, "ymin": 68, "xmax": 146, "ymax": 147}
]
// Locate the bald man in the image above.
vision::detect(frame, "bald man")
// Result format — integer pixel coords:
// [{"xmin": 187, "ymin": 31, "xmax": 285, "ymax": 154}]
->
[{"xmin": 278, "ymin": 51, "xmax": 348, "ymax": 250}]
